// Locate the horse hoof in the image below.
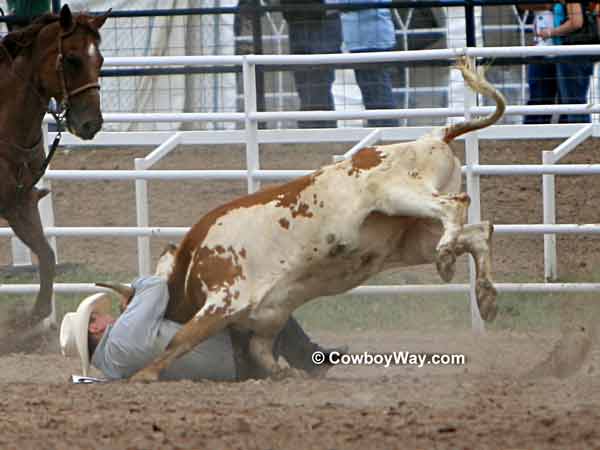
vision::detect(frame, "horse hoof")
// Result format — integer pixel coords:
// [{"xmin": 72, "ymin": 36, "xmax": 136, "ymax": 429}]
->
[
  {"xmin": 130, "ymin": 369, "xmax": 160, "ymax": 383},
  {"xmin": 270, "ymin": 367, "xmax": 306, "ymax": 381},
  {"xmin": 29, "ymin": 309, "xmax": 52, "ymax": 327}
]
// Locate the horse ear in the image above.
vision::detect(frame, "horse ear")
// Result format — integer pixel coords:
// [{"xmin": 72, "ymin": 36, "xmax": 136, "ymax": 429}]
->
[
  {"xmin": 90, "ymin": 9, "xmax": 111, "ymax": 29},
  {"xmin": 59, "ymin": 4, "xmax": 73, "ymax": 30}
]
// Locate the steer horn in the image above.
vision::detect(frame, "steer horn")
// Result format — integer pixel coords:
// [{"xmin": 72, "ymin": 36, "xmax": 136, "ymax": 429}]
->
[
  {"xmin": 96, "ymin": 282, "xmax": 135, "ymax": 312},
  {"xmin": 96, "ymin": 282, "xmax": 134, "ymax": 300}
]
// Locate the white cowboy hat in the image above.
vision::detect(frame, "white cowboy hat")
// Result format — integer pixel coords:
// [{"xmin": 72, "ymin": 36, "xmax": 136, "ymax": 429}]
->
[{"xmin": 59, "ymin": 293, "xmax": 112, "ymax": 376}]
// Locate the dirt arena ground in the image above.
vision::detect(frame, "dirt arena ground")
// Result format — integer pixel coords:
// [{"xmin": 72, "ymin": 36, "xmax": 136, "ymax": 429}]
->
[
  {"xmin": 1, "ymin": 330, "xmax": 600, "ymax": 450},
  {"xmin": 1, "ymin": 137, "xmax": 600, "ymax": 449}
]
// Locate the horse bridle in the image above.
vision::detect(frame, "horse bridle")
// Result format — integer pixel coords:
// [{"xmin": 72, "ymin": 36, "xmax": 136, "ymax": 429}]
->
[
  {"xmin": 22, "ymin": 24, "xmax": 103, "ymax": 192},
  {"xmin": 54, "ymin": 25, "xmax": 102, "ymax": 118}
]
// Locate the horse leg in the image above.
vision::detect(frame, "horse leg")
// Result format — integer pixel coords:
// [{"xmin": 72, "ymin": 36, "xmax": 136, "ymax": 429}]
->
[{"xmin": 5, "ymin": 188, "xmax": 55, "ymax": 324}]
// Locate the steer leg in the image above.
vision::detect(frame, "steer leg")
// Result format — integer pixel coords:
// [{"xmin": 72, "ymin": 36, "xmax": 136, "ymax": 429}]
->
[
  {"xmin": 130, "ymin": 304, "xmax": 245, "ymax": 382},
  {"xmin": 454, "ymin": 221, "xmax": 497, "ymax": 321},
  {"xmin": 392, "ymin": 220, "xmax": 497, "ymax": 321},
  {"xmin": 248, "ymin": 333, "xmax": 304, "ymax": 379},
  {"xmin": 5, "ymin": 188, "xmax": 56, "ymax": 325},
  {"xmin": 380, "ymin": 187, "xmax": 470, "ymax": 282},
  {"xmin": 434, "ymin": 193, "xmax": 470, "ymax": 282}
]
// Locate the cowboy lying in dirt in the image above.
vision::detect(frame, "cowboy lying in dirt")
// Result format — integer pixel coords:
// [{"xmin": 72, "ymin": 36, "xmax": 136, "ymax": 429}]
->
[{"xmin": 60, "ymin": 275, "xmax": 344, "ymax": 381}]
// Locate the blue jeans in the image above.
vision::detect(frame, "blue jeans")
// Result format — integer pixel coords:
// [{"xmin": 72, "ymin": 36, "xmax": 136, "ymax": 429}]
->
[
  {"xmin": 288, "ymin": 16, "xmax": 342, "ymax": 128},
  {"xmin": 556, "ymin": 59, "xmax": 593, "ymax": 123},
  {"xmin": 351, "ymin": 48, "xmax": 398, "ymax": 127},
  {"xmin": 353, "ymin": 60, "xmax": 398, "ymax": 128},
  {"xmin": 524, "ymin": 62, "xmax": 558, "ymax": 125}
]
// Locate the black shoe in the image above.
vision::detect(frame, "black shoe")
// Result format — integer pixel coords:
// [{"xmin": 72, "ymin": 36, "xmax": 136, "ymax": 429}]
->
[{"xmin": 307, "ymin": 344, "xmax": 349, "ymax": 378}]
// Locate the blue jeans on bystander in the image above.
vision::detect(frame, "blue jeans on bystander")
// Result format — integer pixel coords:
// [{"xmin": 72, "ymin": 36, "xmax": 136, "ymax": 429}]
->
[
  {"xmin": 288, "ymin": 15, "xmax": 342, "ymax": 128},
  {"xmin": 556, "ymin": 58, "xmax": 593, "ymax": 123},
  {"xmin": 524, "ymin": 61, "xmax": 558, "ymax": 124},
  {"xmin": 352, "ymin": 49, "xmax": 398, "ymax": 128}
]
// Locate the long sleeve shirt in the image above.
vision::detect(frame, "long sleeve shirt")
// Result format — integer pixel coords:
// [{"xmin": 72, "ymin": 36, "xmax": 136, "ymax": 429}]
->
[{"xmin": 91, "ymin": 276, "xmax": 236, "ymax": 381}]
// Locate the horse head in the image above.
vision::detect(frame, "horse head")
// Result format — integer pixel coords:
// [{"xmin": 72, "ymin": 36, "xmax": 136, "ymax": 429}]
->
[{"xmin": 36, "ymin": 5, "xmax": 109, "ymax": 140}]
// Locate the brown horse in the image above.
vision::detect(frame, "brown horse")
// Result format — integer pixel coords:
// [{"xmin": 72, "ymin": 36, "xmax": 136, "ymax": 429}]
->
[{"xmin": 0, "ymin": 5, "xmax": 108, "ymax": 328}]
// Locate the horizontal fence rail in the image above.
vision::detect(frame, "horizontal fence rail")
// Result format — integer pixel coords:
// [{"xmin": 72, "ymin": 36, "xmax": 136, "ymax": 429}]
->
[
  {"xmin": 41, "ymin": 105, "xmax": 600, "ymax": 125},
  {"xmin": 45, "ymin": 126, "xmax": 593, "ymax": 147},
  {"xmin": 3, "ymin": 283, "xmax": 600, "ymax": 295},
  {"xmin": 0, "ymin": 227, "xmax": 188, "ymax": 238},
  {"xmin": 32, "ymin": 164, "xmax": 600, "ymax": 182},
  {"xmin": 3, "ymin": 225, "xmax": 600, "ymax": 238},
  {"xmin": 99, "ymin": 45, "xmax": 600, "ymax": 68}
]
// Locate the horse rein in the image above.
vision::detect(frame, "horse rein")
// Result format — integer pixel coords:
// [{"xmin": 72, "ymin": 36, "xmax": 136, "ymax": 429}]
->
[{"xmin": 55, "ymin": 25, "xmax": 101, "ymax": 114}]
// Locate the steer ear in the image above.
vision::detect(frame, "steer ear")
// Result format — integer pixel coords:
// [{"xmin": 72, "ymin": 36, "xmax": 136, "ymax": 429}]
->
[
  {"xmin": 90, "ymin": 9, "xmax": 111, "ymax": 29},
  {"xmin": 59, "ymin": 4, "xmax": 73, "ymax": 31}
]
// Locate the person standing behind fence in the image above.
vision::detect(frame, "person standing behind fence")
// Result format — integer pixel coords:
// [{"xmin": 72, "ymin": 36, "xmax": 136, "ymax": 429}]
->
[
  {"xmin": 538, "ymin": 1, "xmax": 596, "ymax": 123},
  {"xmin": 6, "ymin": 0, "xmax": 50, "ymax": 31},
  {"xmin": 281, "ymin": 0, "xmax": 342, "ymax": 128},
  {"xmin": 329, "ymin": 0, "xmax": 399, "ymax": 127},
  {"xmin": 519, "ymin": 4, "xmax": 559, "ymax": 124}
]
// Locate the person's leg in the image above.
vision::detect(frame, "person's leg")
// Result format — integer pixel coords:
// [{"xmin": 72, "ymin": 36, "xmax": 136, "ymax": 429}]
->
[
  {"xmin": 557, "ymin": 59, "xmax": 593, "ymax": 123},
  {"xmin": 273, "ymin": 316, "xmax": 347, "ymax": 374},
  {"xmin": 353, "ymin": 58, "xmax": 398, "ymax": 128},
  {"xmin": 292, "ymin": 67, "xmax": 337, "ymax": 129},
  {"xmin": 234, "ymin": 0, "xmax": 254, "ymax": 55},
  {"xmin": 228, "ymin": 316, "xmax": 346, "ymax": 380},
  {"xmin": 229, "ymin": 328, "xmax": 258, "ymax": 380},
  {"xmin": 288, "ymin": 17, "xmax": 341, "ymax": 128},
  {"xmin": 524, "ymin": 62, "xmax": 556, "ymax": 124}
]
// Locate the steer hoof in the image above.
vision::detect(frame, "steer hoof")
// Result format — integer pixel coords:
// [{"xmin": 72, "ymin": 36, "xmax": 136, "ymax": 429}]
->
[
  {"xmin": 476, "ymin": 278, "xmax": 498, "ymax": 322},
  {"xmin": 130, "ymin": 368, "xmax": 160, "ymax": 383},
  {"xmin": 436, "ymin": 247, "xmax": 456, "ymax": 283},
  {"xmin": 271, "ymin": 367, "xmax": 307, "ymax": 381}
]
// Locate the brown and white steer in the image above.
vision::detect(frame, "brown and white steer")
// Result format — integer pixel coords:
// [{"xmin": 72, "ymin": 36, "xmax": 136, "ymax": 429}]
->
[{"xmin": 112, "ymin": 58, "xmax": 505, "ymax": 382}]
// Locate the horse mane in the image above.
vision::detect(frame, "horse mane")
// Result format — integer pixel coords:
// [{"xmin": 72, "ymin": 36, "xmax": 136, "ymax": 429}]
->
[{"xmin": 1, "ymin": 12, "xmax": 100, "ymax": 61}]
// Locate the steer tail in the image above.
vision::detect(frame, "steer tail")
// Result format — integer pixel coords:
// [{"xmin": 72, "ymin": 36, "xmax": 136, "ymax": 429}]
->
[{"xmin": 442, "ymin": 57, "xmax": 506, "ymax": 143}]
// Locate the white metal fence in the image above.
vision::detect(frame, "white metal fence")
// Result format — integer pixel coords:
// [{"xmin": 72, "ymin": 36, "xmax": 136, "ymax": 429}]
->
[{"xmin": 4, "ymin": 45, "xmax": 600, "ymax": 331}]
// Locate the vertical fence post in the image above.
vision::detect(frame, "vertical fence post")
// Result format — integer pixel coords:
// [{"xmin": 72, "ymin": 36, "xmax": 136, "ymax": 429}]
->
[
  {"xmin": 542, "ymin": 151, "xmax": 557, "ymax": 281},
  {"xmin": 447, "ymin": 7, "xmax": 467, "ymax": 120},
  {"xmin": 135, "ymin": 158, "xmax": 151, "ymax": 276},
  {"xmin": 464, "ymin": 65, "xmax": 485, "ymax": 333},
  {"xmin": 243, "ymin": 57, "xmax": 261, "ymax": 193}
]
